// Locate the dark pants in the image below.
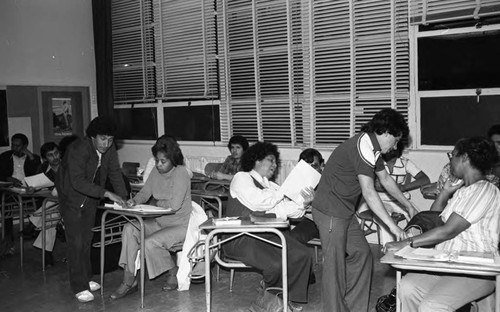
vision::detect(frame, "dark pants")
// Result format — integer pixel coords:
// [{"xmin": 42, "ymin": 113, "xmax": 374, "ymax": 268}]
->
[
  {"xmin": 60, "ymin": 202, "xmax": 97, "ymax": 294},
  {"xmin": 223, "ymin": 231, "xmax": 312, "ymax": 303},
  {"xmin": 289, "ymin": 217, "xmax": 319, "ymax": 245},
  {"xmin": 313, "ymin": 208, "xmax": 373, "ymax": 312}
]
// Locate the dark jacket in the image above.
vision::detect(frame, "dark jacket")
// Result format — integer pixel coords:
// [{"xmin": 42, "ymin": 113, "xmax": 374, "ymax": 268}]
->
[
  {"xmin": 56, "ymin": 137, "xmax": 127, "ymax": 210},
  {"xmin": 0, "ymin": 150, "xmax": 41, "ymax": 181}
]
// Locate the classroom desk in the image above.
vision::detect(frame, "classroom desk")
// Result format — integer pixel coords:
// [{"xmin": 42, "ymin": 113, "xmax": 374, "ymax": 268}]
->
[
  {"xmin": 191, "ymin": 189, "xmax": 228, "ymax": 218},
  {"xmin": 199, "ymin": 218, "xmax": 289, "ymax": 312},
  {"xmin": 129, "ymin": 181, "xmax": 144, "ymax": 196},
  {"xmin": 98, "ymin": 205, "xmax": 175, "ymax": 308},
  {"xmin": 0, "ymin": 186, "xmax": 53, "ymax": 268},
  {"xmin": 381, "ymin": 252, "xmax": 500, "ymax": 312}
]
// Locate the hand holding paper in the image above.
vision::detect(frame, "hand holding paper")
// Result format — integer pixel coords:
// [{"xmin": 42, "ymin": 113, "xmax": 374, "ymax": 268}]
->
[{"xmin": 279, "ymin": 160, "xmax": 321, "ymax": 205}]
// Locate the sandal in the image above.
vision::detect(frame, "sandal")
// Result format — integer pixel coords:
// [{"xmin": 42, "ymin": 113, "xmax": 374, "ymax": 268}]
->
[{"xmin": 110, "ymin": 282, "xmax": 138, "ymax": 300}]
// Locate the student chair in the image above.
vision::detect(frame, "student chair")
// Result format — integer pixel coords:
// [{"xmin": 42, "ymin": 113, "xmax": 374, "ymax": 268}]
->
[{"xmin": 356, "ymin": 210, "xmax": 406, "ymax": 245}]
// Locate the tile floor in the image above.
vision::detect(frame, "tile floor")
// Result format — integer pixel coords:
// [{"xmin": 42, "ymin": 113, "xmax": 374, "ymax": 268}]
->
[{"xmin": 0, "ymin": 233, "xmax": 397, "ymax": 312}]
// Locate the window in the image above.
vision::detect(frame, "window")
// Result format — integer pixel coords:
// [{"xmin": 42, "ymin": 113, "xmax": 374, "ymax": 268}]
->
[
  {"xmin": 411, "ymin": 0, "xmax": 500, "ymax": 147},
  {"xmin": 218, "ymin": 0, "xmax": 410, "ymax": 146},
  {"xmin": 107, "ymin": 0, "xmax": 410, "ymax": 145}
]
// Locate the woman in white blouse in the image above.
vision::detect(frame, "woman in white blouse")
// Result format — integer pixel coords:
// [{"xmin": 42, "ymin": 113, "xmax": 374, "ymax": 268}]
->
[{"xmin": 224, "ymin": 141, "xmax": 313, "ymax": 310}]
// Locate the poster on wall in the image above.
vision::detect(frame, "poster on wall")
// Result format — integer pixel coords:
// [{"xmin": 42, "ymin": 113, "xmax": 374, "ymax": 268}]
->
[{"xmin": 51, "ymin": 97, "xmax": 73, "ymax": 136}]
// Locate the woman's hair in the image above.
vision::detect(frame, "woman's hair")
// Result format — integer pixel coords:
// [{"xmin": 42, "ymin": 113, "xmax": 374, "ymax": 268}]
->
[
  {"xmin": 241, "ymin": 141, "xmax": 280, "ymax": 172},
  {"xmin": 454, "ymin": 136, "xmax": 498, "ymax": 174},
  {"xmin": 298, "ymin": 148, "xmax": 324, "ymax": 165},
  {"xmin": 151, "ymin": 135, "xmax": 184, "ymax": 166},
  {"xmin": 361, "ymin": 108, "xmax": 409, "ymax": 139},
  {"xmin": 86, "ymin": 116, "xmax": 117, "ymax": 138},
  {"xmin": 227, "ymin": 135, "xmax": 249, "ymax": 151}
]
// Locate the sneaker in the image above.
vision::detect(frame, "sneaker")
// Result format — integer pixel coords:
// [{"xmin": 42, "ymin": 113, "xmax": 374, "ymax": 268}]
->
[
  {"xmin": 75, "ymin": 290, "xmax": 94, "ymax": 303},
  {"xmin": 89, "ymin": 281, "xmax": 101, "ymax": 292}
]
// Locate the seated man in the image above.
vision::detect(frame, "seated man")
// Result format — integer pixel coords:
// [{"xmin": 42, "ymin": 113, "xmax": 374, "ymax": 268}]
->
[
  {"xmin": 29, "ymin": 142, "xmax": 61, "ymax": 266},
  {"xmin": 0, "ymin": 133, "xmax": 41, "ymax": 254},
  {"xmin": 223, "ymin": 141, "xmax": 313, "ymax": 310},
  {"xmin": 209, "ymin": 135, "xmax": 249, "ymax": 181}
]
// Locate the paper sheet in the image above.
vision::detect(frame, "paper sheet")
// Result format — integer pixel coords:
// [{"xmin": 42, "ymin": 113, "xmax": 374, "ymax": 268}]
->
[
  {"xmin": 279, "ymin": 160, "xmax": 321, "ymax": 205},
  {"xmin": 104, "ymin": 202, "xmax": 172, "ymax": 214},
  {"xmin": 24, "ymin": 173, "xmax": 54, "ymax": 189}
]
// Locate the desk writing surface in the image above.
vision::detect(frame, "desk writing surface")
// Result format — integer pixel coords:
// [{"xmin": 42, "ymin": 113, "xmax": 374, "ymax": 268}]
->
[
  {"xmin": 381, "ymin": 252, "xmax": 500, "ymax": 275},
  {"xmin": 99, "ymin": 204, "xmax": 175, "ymax": 217},
  {"xmin": 199, "ymin": 218, "xmax": 289, "ymax": 230}
]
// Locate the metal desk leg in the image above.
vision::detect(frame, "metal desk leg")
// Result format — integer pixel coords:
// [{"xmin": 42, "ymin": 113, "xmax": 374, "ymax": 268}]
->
[
  {"xmin": 496, "ymin": 275, "xmax": 499, "ymax": 312},
  {"xmin": 205, "ymin": 232, "xmax": 212, "ymax": 312},
  {"xmin": 41, "ymin": 198, "xmax": 47, "ymax": 271},
  {"xmin": 396, "ymin": 270, "xmax": 402, "ymax": 312},
  {"xmin": 137, "ymin": 216, "xmax": 145, "ymax": 309},
  {"xmin": 18, "ymin": 195, "xmax": 23, "ymax": 268},
  {"xmin": 1, "ymin": 192, "xmax": 5, "ymax": 239},
  {"xmin": 276, "ymin": 230, "xmax": 288, "ymax": 307},
  {"xmin": 100, "ymin": 210, "xmax": 108, "ymax": 297}
]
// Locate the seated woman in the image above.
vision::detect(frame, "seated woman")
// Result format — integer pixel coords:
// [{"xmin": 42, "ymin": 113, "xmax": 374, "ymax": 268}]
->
[
  {"xmin": 223, "ymin": 141, "xmax": 313, "ymax": 309},
  {"xmin": 384, "ymin": 136, "xmax": 500, "ymax": 312},
  {"xmin": 209, "ymin": 135, "xmax": 249, "ymax": 180},
  {"xmin": 110, "ymin": 135, "xmax": 192, "ymax": 299}
]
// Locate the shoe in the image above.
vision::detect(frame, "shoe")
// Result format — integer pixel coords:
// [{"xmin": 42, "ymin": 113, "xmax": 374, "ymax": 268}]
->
[
  {"xmin": 162, "ymin": 267, "xmax": 178, "ymax": 291},
  {"xmin": 89, "ymin": 281, "xmax": 101, "ymax": 292},
  {"xmin": 288, "ymin": 301, "xmax": 303, "ymax": 312},
  {"xmin": 75, "ymin": 290, "xmax": 94, "ymax": 303},
  {"xmin": 110, "ymin": 282, "xmax": 138, "ymax": 300}
]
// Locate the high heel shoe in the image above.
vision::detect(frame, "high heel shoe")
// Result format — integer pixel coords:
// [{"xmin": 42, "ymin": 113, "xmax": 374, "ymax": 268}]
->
[{"xmin": 110, "ymin": 281, "xmax": 138, "ymax": 300}]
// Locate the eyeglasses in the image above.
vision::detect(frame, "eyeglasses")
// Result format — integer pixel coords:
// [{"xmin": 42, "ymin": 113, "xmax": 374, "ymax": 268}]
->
[{"xmin": 447, "ymin": 152, "xmax": 454, "ymax": 160}]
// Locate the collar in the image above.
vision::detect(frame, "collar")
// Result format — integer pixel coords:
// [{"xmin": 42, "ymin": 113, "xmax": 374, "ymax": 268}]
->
[
  {"xmin": 367, "ymin": 132, "xmax": 382, "ymax": 152},
  {"xmin": 249, "ymin": 169, "xmax": 269, "ymax": 188}
]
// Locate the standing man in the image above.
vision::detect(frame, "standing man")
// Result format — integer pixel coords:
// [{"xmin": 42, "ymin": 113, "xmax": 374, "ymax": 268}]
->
[
  {"xmin": 56, "ymin": 116, "xmax": 127, "ymax": 302},
  {"xmin": 0, "ymin": 133, "xmax": 41, "ymax": 254},
  {"xmin": 312, "ymin": 108, "xmax": 417, "ymax": 312}
]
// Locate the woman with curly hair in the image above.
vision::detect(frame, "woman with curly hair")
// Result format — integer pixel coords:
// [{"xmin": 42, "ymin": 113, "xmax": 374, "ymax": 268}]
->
[
  {"xmin": 223, "ymin": 141, "xmax": 313, "ymax": 310},
  {"xmin": 110, "ymin": 135, "xmax": 192, "ymax": 299}
]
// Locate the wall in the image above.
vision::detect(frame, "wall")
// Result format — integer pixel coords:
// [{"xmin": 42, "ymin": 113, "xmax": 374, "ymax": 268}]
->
[
  {"xmin": 116, "ymin": 142, "xmax": 448, "ymax": 212},
  {"xmin": 0, "ymin": 0, "xmax": 97, "ymax": 154}
]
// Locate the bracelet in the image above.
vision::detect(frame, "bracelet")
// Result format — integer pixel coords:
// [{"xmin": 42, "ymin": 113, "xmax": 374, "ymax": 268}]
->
[{"xmin": 408, "ymin": 237, "xmax": 414, "ymax": 248}]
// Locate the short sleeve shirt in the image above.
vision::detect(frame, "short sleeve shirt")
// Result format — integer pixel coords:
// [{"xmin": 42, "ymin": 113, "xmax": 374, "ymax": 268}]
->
[
  {"xmin": 436, "ymin": 180, "xmax": 500, "ymax": 253},
  {"xmin": 312, "ymin": 132, "xmax": 385, "ymax": 218}
]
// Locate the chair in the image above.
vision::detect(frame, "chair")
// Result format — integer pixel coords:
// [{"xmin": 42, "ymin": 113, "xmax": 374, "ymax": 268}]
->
[
  {"xmin": 122, "ymin": 162, "xmax": 140, "ymax": 183},
  {"xmin": 356, "ymin": 210, "xmax": 406, "ymax": 245},
  {"xmin": 307, "ymin": 238, "xmax": 322, "ymax": 264}
]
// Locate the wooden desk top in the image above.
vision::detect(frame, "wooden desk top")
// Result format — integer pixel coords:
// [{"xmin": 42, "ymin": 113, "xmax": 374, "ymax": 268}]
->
[{"xmin": 199, "ymin": 218, "xmax": 289, "ymax": 230}]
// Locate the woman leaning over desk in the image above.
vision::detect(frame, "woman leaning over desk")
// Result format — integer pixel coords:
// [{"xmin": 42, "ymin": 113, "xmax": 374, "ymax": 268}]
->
[
  {"xmin": 223, "ymin": 141, "xmax": 313, "ymax": 310},
  {"xmin": 384, "ymin": 136, "xmax": 500, "ymax": 312},
  {"xmin": 110, "ymin": 135, "xmax": 192, "ymax": 299}
]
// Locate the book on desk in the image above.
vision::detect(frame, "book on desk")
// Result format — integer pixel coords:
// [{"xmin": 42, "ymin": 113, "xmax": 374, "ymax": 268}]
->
[
  {"xmin": 395, "ymin": 245, "xmax": 500, "ymax": 266},
  {"xmin": 212, "ymin": 217, "xmax": 242, "ymax": 226}
]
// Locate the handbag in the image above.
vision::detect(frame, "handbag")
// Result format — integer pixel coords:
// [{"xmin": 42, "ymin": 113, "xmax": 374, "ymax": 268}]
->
[
  {"xmin": 404, "ymin": 211, "xmax": 444, "ymax": 243},
  {"xmin": 375, "ymin": 287, "xmax": 397, "ymax": 312}
]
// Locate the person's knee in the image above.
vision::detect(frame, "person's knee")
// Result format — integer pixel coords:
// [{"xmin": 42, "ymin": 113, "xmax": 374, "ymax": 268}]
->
[
  {"xmin": 399, "ymin": 278, "xmax": 417, "ymax": 301},
  {"xmin": 122, "ymin": 223, "xmax": 137, "ymax": 237},
  {"xmin": 419, "ymin": 300, "xmax": 454, "ymax": 312}
]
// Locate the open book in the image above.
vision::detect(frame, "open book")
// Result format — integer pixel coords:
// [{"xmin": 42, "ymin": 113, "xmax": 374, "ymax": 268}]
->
[
  {"xmin": 395, "ymin": 245, "xmax": 499, "ymax": 266},
  {"xmin": 104, "ymin": 203, "xmax": 172, "ymax": 214},
  {"xmin": 24, "ymin": 173, "xmax": 54, "ymax": 189},
  {"xmin": 279, "ymin": 160, "xmax": 321, "ymax": 205}
]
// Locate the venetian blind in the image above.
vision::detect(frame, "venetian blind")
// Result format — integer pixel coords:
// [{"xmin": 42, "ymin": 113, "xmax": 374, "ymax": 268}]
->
[
  {"xmin": 410, "ymin": 0, "xmax": 500, "ymax": 25},
  {"xmin": 154, "ymin": 0, "xmax": 218, "ymax": 99},
  {"xmin": 219, "ymin": 0, "xmax": 302, "ymax": 144},
  {"xmin": 111, "ymin": 0, "xmax": 156, "ymax": 104}
]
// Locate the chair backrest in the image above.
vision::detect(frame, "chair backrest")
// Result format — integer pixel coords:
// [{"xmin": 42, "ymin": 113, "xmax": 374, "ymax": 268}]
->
[
  {"xmin": 204, "ymin": 162, "xmax": 223, "ymax": 176},
  {"xmin": 122, "ymin": 162, "xmax": 140, "ymax": 178}
]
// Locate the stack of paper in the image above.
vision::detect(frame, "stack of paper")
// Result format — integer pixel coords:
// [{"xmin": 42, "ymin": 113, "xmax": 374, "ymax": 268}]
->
[
  {"xmin": 24, "ymin": 173, "xmax": 54, "ymax": 189},
  {"xmin": 279, "ymin": 160, "xmax": 321, "ymax": 205},
  {"xmin": 395, "ymin": 246, "xmax": 499, "ymax": 266}
]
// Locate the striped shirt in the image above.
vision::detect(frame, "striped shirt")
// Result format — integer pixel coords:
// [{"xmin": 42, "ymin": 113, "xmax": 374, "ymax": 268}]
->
[{"xmin": 436, "ymin": 180, "xmax": 500, "ymax": 254}]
